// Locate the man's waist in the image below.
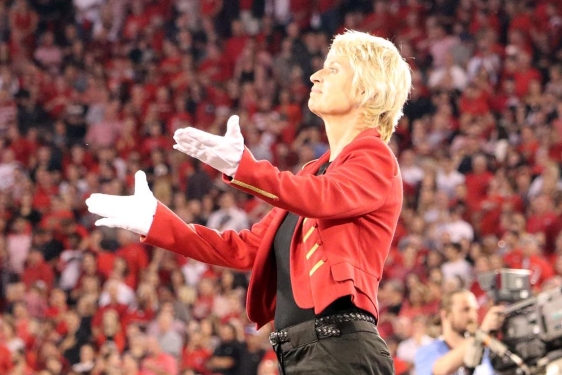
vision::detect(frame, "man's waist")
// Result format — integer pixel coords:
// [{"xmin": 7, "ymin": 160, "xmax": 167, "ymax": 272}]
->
[{"xmin": 269, "ymin": 309, "xmax": 377, "ymax": 346}]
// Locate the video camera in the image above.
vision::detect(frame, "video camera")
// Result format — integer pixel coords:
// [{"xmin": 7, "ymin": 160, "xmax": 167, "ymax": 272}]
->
[{"xmin": 477, "ymin": 269, "xmax": 562, "ymax": 375}]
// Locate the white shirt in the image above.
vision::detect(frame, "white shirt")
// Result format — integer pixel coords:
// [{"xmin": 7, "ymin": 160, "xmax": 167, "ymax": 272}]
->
[
  {"xmin": 438, "ymin": 219, "xmax": 474, "ymax": 243},
  {"xmin": 441, "ymin": 259, "xmax": 473, "ymax": 287},
  {"xmin": 467, "ymin": 53, "xmax": 501, "ymax": 84},
  {"xmin": 7, "ymin": 233, "xmax": 32, "ymax": 274},
  {"xmin": 0, "ymin": 162, "xmax": 18, "ymax": 191},
  {"xmin": 181, "ymin": 260, "xmax": 209, "ymax": 287},
  {"xmin": 265, "ymin": 0, "xmax": 291, "ymax": 25},
  {"xmin": 397, "ymin": 335, "xmax": 435, "ymax": 372},
  {"xmin": 207, "ymin": 207, "xmax": 250, "ymax": 232},
  {"xmin": 436, "ymin": 169, "xmax": 466, "ymax": 198},
  {"xmin": 428, "ymin": 65, "xmax": 469, "ymax": 91},
  {"xmin": 401, "ymin": 165, "xmax": 425, "ymax": 187},
  {"xmin": 99, "ymin": 281, "xmax": 136, "ymax": 308}
]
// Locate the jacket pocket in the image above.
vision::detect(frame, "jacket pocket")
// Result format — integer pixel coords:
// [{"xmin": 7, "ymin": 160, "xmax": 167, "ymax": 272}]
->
[{"xmin": 330, "ymin": 261, "xmax": 379, "ymax": 297}]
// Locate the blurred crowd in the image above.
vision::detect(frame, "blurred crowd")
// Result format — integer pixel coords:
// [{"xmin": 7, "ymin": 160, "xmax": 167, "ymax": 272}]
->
[{"xmin": 0, "ymin": 0, "xmax": 562, "ymax": 374}]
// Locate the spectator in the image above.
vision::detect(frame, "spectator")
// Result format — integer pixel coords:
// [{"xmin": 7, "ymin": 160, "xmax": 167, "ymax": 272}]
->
[
  {"xmin": 207, "ymin": 322, "xmax": 244, "ymax": 375},
  {"xmin": 396, "ymin": 315, "xmax": 434, "ymax": 373},
  {"xmin": 21, "ymin": 249, "xmax": 55, "ymax": 291},
  {"xmin": 1, "ymin": 1, "xmax": 562, "ymax": 373},
  {"xmin": 428, "ymin": 51, "xmax": 468, "ymax": 92},
  {"xmin": 414, "ymin": 289, "xmax": 503, "ymax": 375},
  {"xmin": 436, "ymin": 156, "xmax": 465, "ymax": 199},
  {"xmin": 71, "ymin": 343, "xmax": 96, "ymax": 374},
  {"xmin": 181, "ymin": 329, "xmax": 212, "ymax": 375},
  {"xmin": 206, "ymin": 190, "xmax": 250, "ymax": 232},
  {"xmin": 154, "ymin": 310, "xmax": 184, "ymax": 358},
  {"xmin": 33, "ymin": 31, "xmax": 63, "ymax": 74},
  {"xmin": 440, "ymin": 242, "xmax": 473, "ymax": 287},
  {"xmin": 120, "ymin": 351, "xmax": 144, "ymax": 375},
  {"xmin": 236, "ymin": 325, "xmax": 266, "ymax": 375},
  {"xmin": 142, "ymin": 335, "xmax": 179, "ymax": 375}
]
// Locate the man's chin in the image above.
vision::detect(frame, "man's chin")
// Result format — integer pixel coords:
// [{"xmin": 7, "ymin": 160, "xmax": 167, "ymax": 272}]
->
[
  {"xmin": 461, "ymin": 323, "xmax": 478, "ymax": 337},
  {"xmin": 307, "ymin": 101, "xmax": 320, "ymax": 117}
]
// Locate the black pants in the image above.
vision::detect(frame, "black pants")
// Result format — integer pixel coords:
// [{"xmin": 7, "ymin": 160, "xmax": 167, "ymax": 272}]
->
[{"xmin": 273, "ymin": 319, "xmax": 395, "ymax": 375}]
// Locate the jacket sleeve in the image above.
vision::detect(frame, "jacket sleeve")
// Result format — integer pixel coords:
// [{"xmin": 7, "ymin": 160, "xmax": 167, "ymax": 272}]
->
[
  {"xmin": 140, "ymin": 202, "xmax": 276, "ymax": 271},
  {"xmin": 225, "ymin": 137, "xmax": 399, "ymax": 219}
]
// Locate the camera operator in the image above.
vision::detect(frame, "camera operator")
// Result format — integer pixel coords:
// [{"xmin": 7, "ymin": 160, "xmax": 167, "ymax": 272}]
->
[{"xmin": 414, "ymin": 288, "xmax": 504, "ymax": 375}]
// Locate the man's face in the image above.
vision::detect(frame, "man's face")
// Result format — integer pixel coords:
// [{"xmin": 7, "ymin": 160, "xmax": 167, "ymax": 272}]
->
[
  {"xmin": 447, "ymin": 292, "xmax": 479, "ymax": 336},
  {"xmin": 308, "ymin": 54, "xmax": 357, "ymax": 119}
]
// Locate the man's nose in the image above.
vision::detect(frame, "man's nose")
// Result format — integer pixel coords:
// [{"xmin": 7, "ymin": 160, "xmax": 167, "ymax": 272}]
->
[{"xmin": 310, "ymin": 70, "xmax": 322, "ymax": 83}]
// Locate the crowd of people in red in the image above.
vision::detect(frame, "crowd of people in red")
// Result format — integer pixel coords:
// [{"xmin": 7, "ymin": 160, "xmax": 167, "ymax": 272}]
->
[{"xmin": 1, "ymin": 0, "xmax": 562, "ymax": 374}]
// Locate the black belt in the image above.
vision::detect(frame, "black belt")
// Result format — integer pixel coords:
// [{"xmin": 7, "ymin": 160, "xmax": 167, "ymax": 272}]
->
[{"xmin": 269, "ymin": 311, "xmax": 377, "ymax": 346}]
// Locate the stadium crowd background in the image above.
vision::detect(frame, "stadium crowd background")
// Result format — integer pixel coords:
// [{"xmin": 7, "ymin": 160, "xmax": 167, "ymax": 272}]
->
[{"xmin": 1, "ymin": 0, "xmax": 562, "ymax": 374}]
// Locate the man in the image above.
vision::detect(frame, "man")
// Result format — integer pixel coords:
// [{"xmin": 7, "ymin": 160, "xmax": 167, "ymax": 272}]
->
[
  {"xmin": 87, "ymin": 30, "xmax": 412, "ymax": 374},
  {"xmin": 414, "ymin": 289, "xmax": 504, "ymax": 375},
  {"xmin": 206, "ymin": 190, "xmax": 250, "ymax": 232},
  {"xmin": 141, "ymin": 335, "xmax": 179, "ymax": 375},
  {"xmin": 207, "ymin": 322, "xmax": 244, "ymax": 375}
]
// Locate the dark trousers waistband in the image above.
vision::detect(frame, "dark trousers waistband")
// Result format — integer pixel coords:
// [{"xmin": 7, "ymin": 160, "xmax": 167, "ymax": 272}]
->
[{"xmin": 269, "ymin": 311, "xmax": 377, "ymax": 350}]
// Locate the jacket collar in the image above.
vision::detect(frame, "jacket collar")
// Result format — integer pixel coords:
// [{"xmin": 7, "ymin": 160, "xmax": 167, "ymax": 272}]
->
[{"xmin": 302, "ymin": 127, "xmax": 382, "ymax": 174}]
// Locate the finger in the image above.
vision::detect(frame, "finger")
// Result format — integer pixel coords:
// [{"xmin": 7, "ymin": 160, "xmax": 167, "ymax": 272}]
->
[
  {"xmin": 134, "ymin": 170, "xmax": 151, "ymax": 197},
  {"xmin": 175, "ymin": 142, "xmax": 208, "ymax": 161},
  {"xmin": 225, "ymin": 115, "xmax": 241, "ymax": 138},
  {"xmin": 87, "ymin": 195, "xmax": 133, "ymax": 218},
  {"xmin": 489, "ymin": 306, "xmax": 505, "ymax": 313},
  {"xmin": 173, "ymin": 144, "xmax": 194, "ymax": 156},
  {"xmin": 173, "ymin": 131, "xmax": 206, "ymax": 149},
  {"xmin": 173, "ymin": 128, "xmax": 189, "ymax": 142},
  {"xmin": 180, "ymin": 127, "xmax": 220, "ymax": 147},
  {"xmin": 95, "ymin": 217, "xmax": 132, "ymax": 230},
  {"xmin": 173, "ymin": 144, "xmax": 201, "ymax": 159}
]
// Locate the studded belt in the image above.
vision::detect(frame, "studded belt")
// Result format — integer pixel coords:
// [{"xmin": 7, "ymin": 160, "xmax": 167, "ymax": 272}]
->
[{"xmin": 269, "ymin": 311, "xmax": 376, "ymax": 346}]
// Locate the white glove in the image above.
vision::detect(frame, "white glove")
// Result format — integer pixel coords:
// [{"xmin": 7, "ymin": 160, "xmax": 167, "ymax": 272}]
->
[
  {"xmin": 173, "ymin": 115, "xmax": 244, "ymax": 177},
  {"xmin": 85, "ymin": 171, "xmax": 157, "ymax": 236}
]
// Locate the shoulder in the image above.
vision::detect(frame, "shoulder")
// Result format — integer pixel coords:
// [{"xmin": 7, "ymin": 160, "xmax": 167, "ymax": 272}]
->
[
  {"xmin": 414, "ymin": 340, "xmax": 450, "ymax": 375},
  {"xmin": 338, "ymin": 130, "xmax": 399, "ymax": 174},
  {"xmin": 344, "ymin": 129, "xmax": 396, "ymax": 160},
  {"xmin": 415, "ymin": 339, "xmax": 448, "ymax": 359}
]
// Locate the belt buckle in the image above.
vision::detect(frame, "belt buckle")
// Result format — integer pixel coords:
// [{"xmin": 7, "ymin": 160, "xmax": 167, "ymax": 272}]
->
[
  {"xmin": 269, "ymin": 330, "xmax": 287, "ymax": 345},
  {"xmin": 269, "ymin": 332, "xmax": 278, "ymax": 345}
]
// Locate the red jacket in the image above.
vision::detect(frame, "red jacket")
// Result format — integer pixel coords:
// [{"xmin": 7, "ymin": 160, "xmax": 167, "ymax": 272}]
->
[{"xmin": 142, "ymin": 128, "xmax": 402, "ymax": 328}]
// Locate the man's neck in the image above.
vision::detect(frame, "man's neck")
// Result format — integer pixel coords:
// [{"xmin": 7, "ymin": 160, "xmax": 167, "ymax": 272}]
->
[
  {"xmin": 323, "ymin": 112, "xmax": 366, "ymax": 162},
  {"xmin": 443, "ymin": 329, "xmax": 465, "ymax": 348}
]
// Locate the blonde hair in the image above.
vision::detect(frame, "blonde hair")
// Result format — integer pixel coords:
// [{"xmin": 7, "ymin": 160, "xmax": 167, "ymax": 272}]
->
[{"xmin": 328, "ymin": 30, "xmax": 412, "ymax": 143}]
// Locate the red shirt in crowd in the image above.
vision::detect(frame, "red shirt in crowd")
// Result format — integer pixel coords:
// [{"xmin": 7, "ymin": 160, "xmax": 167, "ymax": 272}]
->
[
  {"xmin": 526, "ymin": 210, "xmax": 557, "ymax": 235},
  {"xmin": 181, "ymin": 346, "xmax": 212, "ymax": 375},
  {"xmin": 513, "ymin": 68, "xmax": 541, "ymax": 97},
  {"xmin": 142, "ymin": 352, "xmax": 178, "ymax": 375},
  {"xmin": 0, "ymin": 344, "xmax": 13, "ymax": 373},
  {"xmin": 21, "ymin": 260, "xmax": 55, "ymax": 291},
  {"xmin": 503, "ymin": 249, "xmax": 555, "ymax": 288},
  {"xmin": 96, "ymin": 251, "xmax": 117, "ymax": 280},
  {"xmin": 200, "ymin": 0, "xmax": 222, "ymax": 17},
  {"xmin": 95, "ymin": 330, "xmax": 127, "ymax": 353},
  {"xmin": 91, "ymin": 303, "xmax": 129, "ymax": 330},
  {"xmin": 116, "ymin": 243, "xmax": 149, "ymax": 289},
  {"xmin": 465, "ymin": 170, "xmax": 494, "ymax": 213}
]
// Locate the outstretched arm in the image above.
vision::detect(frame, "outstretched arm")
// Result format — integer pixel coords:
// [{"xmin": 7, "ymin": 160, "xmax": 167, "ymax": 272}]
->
[
  {"xmin": 141, "ymin": 201, "xmax": 274, "ymax": 270},
  {"xmin": 86, "ymin": 170, "xmax": 271, "ymax": 270},
  {"xmin": 173, "ymin": 116, "xmax": 399, "ymax": 220}
]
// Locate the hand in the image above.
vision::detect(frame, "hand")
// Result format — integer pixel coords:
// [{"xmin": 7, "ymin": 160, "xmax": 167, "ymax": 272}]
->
[
  {"xmin": 173, "ymin": 115, "xmax": 244, "ymax": 177},
  {"xmin": 85, "ymin": 171, "xmax": 157, "ymax": 236},
  {"xmin": 480, "ymin": 305, "xmax": 506, "ymax": 333}
]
